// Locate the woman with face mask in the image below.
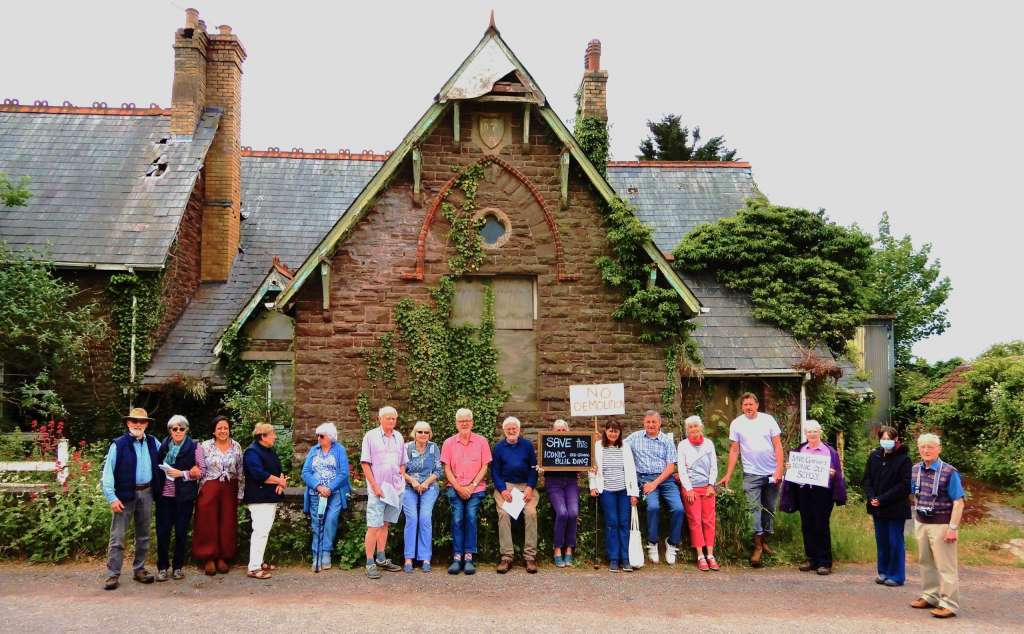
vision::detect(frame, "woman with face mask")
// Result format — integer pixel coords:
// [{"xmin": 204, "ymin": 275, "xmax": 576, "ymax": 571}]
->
[{"xmin": 862, "ymin": 426, "xmax": 912, "ymax": 586}]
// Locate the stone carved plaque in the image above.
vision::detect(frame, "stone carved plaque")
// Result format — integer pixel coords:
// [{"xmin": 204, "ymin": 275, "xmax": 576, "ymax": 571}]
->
[{"xmin": 471, "ymin": 113, "xmax": 511, "ymax": 154}]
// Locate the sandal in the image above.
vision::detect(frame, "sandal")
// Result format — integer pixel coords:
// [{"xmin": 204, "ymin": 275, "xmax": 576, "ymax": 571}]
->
[
  {"xmin": 260, "ymin": 563, "xmax": 276, "ymax": 571},
  {"xmin": 203, "ymin": 560, "xmax": 216, "ymax": 576},
  {"xmin": 247, "ymin": 569, "xmax": 272, "ymax": 580}
]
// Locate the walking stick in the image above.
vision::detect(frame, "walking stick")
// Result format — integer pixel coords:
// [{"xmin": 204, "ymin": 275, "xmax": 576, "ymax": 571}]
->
[
  {"xmin": 314, "ymin": 493, "xmax": 327, "ymax": 573},
  {"xmin": 592, "ymin": 416, "xmax": 600, "ymax": 569}
]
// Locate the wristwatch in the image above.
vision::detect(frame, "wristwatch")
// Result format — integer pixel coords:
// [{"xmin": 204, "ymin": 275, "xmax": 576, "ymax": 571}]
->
[{"xmin": 948, "ymin": 523, "xmax": 959, "ymax": 531}]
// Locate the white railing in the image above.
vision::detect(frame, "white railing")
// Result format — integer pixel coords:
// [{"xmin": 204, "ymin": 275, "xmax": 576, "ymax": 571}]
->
[{"xmin": 0, "ymin": 436, "xmax": 69, "ymax": 493}]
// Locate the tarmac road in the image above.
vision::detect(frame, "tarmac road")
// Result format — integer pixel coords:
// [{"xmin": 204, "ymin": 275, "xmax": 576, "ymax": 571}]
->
[{"xmin": 1, "ymin": 561, "xmax": 1021, "ymax": 632}]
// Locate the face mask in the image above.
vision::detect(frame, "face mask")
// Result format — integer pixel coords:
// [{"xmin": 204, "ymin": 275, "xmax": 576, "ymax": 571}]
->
[
  {"xmin": 690, "ymin": 434, "xmax": 704, "ymax": 445},
  {"xmin": 128, "ymin": 427, "xmax": 145, "ymax": 440},
  {"xmin": 880, "ymin": 439, "xmax": 895, "ymax": 451}
]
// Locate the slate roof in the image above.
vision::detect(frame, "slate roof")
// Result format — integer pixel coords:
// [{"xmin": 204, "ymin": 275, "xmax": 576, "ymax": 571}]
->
[
  {"xmin": 0, "ymin": 109, "xmax": 219, "ymax": 268},
  {"xmin": 919, "ymin": 365, "xmax": 972, "ymax": 405},
  {"xmin": 607, "ymin": 162, "xmax": 757, "ymax": 251},
  {"xmin": 143, "ymin": 155, "xmax": 382, "ymax": 384}
]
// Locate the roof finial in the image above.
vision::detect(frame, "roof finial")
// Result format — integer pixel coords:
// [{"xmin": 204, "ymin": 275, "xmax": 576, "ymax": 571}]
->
[{"xmin": 489, "ymin": 9, "xmax": 496, "ymax": 31}]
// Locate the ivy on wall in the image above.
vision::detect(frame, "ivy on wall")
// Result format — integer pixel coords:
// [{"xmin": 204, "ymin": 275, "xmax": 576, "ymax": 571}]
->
[
  {"xmin": 106, "ymin": 272, "xmax": 164, "ymax": 395},
  {"xmin": 574, "ymin": 109, "xmax": 699, "ymax": 424},
  {"xmin": 360, "ymin": 163, "xmax": 508, "ymax": 438}
]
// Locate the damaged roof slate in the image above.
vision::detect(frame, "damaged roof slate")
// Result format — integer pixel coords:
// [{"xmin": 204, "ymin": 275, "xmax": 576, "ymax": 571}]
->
[
  {"xmin": 0, "ymin": 110, "xmax": 220, "ymax": 268},
  {"xmin": 142, "ymin": 155, "xmax": 382, "ymax": 384}
]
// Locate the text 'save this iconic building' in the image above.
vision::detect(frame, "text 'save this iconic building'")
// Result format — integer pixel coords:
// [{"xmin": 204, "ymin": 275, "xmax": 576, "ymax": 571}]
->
[{"xmin": 0, "ymin": 9, "xmax": 871, "ymax": 451}]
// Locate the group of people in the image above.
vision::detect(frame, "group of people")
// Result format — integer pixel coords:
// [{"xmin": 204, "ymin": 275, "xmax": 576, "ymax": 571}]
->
[{"xmin": 99, "ymin": 393, "xmax": 966, "ymax": 618}]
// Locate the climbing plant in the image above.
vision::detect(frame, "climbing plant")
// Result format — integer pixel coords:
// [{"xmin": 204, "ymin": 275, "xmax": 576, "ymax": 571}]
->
[
  {"xmin": 573, "ymin": 110, "xmax": 699, "ymax": 424},
  {"xmin": 673, "ymin": 199, "xmax": 874, "ymax": 353},
  {"xmin": 106, "ymin": 272, "xmax": 165, "ymax": 394},
  {"xmin": 440, "ymin": 161, "xmax": 488, "ymax": 276},
  {"xmin": 359, "ymin": 162, "xmax": 508, "ymax": 439}
]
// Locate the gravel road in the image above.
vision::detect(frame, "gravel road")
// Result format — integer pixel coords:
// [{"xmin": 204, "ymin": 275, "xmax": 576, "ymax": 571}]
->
[{"xmin": 2, "ymin": 561, "xmax": 1021, "ymax": 632}]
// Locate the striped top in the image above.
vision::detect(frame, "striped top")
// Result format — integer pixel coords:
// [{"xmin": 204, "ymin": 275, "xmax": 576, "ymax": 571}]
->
[{"xmin": 602, "ymin": 446, "xmax": 627, "ymax": 492}]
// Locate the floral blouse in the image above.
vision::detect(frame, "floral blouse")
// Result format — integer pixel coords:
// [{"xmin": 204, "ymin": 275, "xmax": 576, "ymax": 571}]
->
[{"xmin": 197, "ymin": 438, "xmax": 245, "ymax": 498}]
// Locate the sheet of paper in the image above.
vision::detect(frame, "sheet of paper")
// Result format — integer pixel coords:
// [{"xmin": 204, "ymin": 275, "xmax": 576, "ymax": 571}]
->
[
  {"xmin": 380, "ymin": 482, "xmax": 402, "ymax": 509},
  {"xmin": 157, "ymin": 463, "xmax": 173, "ymax": 472},
  {"xmin": 501, "ymin": 486, "xmax": 526, "ymax": 520}
]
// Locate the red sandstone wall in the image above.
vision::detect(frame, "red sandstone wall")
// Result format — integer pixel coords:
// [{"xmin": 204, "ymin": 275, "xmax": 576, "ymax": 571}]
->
[{"xmin": 291, "ymin": 102, "xmax": 678, "ymax": 447}]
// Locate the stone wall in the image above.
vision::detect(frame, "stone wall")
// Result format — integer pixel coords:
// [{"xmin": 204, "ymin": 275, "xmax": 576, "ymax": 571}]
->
[{"xmin": 291, "ymin": 101, "xmax": 678, "ymax": 450}]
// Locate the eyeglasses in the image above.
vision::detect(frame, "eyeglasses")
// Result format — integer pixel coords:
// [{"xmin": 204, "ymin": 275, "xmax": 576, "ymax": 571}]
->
[
  {"xmin": 416, "ymin": 430, "xmax": 430, "ymax": 435},
  {"xmin": 169, "ymin": 426, "xmax": 186, "ymax": 432},
  {"xmin": 316, "ymin": 434, "xmax": 327, "ymax": 439}
]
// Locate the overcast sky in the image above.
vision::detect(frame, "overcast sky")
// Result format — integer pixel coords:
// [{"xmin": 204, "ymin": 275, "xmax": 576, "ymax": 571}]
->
[{"xmin": 4, "ymin": 1, "xmax": 1021, "ymax": 362}]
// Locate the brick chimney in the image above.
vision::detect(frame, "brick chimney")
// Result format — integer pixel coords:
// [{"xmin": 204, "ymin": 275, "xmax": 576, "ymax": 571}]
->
[
  {"xmin": 578, "ymin": 39, "xmax": 608, "ymax": 121},
  {"xmin": 201, "ymin": 22, "xmax": 246, "ymax": 281},
  {"xmin": 171, "ymin": 9, "xmax": 208, "ymax": 137},
  {"xmin": 170, "ymin": 9, "xmax": 247, "ymax": 281}
]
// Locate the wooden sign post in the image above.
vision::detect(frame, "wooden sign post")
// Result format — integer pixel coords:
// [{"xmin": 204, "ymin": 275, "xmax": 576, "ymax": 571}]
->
[{"xmin": 567, "ymin": 382, "xmax": 626, "ymax": 568}]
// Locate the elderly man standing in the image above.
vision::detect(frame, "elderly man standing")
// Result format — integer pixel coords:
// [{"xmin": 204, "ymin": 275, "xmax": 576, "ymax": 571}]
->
[
  {"xmin": 361, "ymin": 405, "xmax": 407, "ymax": 579},
  {"xmin": 910, "ymin": 433, "xmax": 965, "ymax": 619},
  {"xmin": 492, "ymin": 416, "xmax": 539, "ymax": 574},
  {"xmin": 717, "ymin": 392, "xmax": 784, "ymax": 567},
  {"xmin": 625, "ymin": 410, "xmax": 685, "ymax": 565},
  {"xmin": 441, "ymin": 408, "xmax": 492, "ymax": 575},
  {"xmin": 100, "ymin": 407, "xmax": 161, "ymax": 590}
]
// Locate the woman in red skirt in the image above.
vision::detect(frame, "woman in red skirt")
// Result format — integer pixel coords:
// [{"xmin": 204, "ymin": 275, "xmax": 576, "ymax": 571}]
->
[{"xmin": 191, "ymin": 416, "xmax": 244, "ymax": 574}]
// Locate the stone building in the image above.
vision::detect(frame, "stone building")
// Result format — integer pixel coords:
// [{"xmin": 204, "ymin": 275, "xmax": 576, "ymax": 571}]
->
[{"xmin": 1, "ymin": 9, "xmax": 868, "ymax": 449}]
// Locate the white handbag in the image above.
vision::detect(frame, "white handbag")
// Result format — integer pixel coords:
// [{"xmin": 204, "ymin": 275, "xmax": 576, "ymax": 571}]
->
[{"xmin": 628, "ymin": 506, "xmax": 645, "ymax": 568}]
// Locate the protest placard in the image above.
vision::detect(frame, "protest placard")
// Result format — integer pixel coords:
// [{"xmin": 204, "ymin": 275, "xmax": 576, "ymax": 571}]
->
[
  {"xmin": 569, "ymin": 383, "xmax": 625, "ymax": 417},
  {"xmin": 784, "ymin": 451, "xmax": 831, "ymax": 487}
]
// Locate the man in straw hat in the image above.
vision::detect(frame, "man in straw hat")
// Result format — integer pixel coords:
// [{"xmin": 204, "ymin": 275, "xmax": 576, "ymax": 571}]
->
[{"xmin": 100, "ymin": 407, "xmax": 161, "ymax": 590}]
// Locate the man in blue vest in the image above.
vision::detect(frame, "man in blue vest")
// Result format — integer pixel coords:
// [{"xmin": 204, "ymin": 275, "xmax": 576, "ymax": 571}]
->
[
  {"xmin": 910, "ymin": 433, "xmax": 965, "ymax": 619},
  {"xmin": 100, "ymin": 407, "xmax": 160, "ymax": 590}
]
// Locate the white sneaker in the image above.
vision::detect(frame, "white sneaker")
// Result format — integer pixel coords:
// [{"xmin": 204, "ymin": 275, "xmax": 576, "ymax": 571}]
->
[
  {"xmin": 665, "ymin": 544, "xmax": 678, "ymax": 565},
  {"xmin": 647, "ymin": 543, "xmax": 660, "ymax": 564}
]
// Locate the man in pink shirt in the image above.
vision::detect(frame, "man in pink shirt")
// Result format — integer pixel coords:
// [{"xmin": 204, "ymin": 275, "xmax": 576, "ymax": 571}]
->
[
  {"xmin": 441, "ymin": 408, "xmax": 492, "ymax": 575},
  {"xmin": 360, "ymin": 405, "xmax": 407, "ymax": 579}
]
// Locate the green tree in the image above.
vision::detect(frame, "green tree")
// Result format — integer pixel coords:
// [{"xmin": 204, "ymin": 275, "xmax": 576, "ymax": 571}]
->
[
  {"xmin": 637, "ymin": 114, "xmax": 737, "ymax": 161},
  {"xmin": 863, "ymin": 213, "xmax": 951, "ymax": 366},
  {"xmin": 672, "ymin": 199, "xmax": 873, "ymax": 352},
  {"xmin": 924, "ymin": 350, "xmax": 1024, "ymax": 486},
  {"xmin": 0, "ymin": 243, "xmax": 107, "ymax": 418},
  {"xmin": 1, "ymin": 172, "xmax": 31, "ymax": 207},
  {"xmin": 978, "ymin": 340, "xmax": 1024, "ymax": 359}
]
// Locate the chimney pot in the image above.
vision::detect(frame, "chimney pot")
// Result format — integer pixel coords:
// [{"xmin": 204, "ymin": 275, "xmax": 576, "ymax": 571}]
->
[
  {"xmin": 185, "ymin": 8, "xmax": 199, "ymax": 28},
  {"xmin": 218, "ymin": 24, "xmax": 232, "ymax": 35},
  {"xmin": 585, "ymin": 39, "xmax": 602, "ymax": 72}
]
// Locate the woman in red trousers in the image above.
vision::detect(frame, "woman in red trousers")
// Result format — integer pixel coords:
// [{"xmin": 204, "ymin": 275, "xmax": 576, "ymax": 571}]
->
[{"xmin": 191, "ymin": 416, "xmax": 245, "ymax": 574}]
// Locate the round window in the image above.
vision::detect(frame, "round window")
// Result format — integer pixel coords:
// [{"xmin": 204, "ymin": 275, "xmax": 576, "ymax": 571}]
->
[{"xmin": 474, "ymin": 207, "xmax": 511, "ymax": 249}]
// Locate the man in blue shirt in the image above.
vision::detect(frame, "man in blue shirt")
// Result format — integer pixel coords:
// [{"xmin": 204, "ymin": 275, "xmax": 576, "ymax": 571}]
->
[
  {"xmin": 99, "ymin": 408, "xmax": 160, "ymax": 590},
  {"xmin": 625, "ymin": 410, "xmax": 684, "ymax": 565},
  {"xmin": 910, "ymin": 433, "xmax": 965, "ymax": 619},
  {"xmin": 491, "ymin": 416, "xmax": 539, "ymax": 574}
]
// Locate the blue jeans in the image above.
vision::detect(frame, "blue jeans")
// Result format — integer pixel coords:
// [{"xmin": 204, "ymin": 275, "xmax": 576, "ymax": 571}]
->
[
  {"xmin": 599, "ymin": 489, "xmax": 631, "ymax": 564},
  {"xmin": 873, "ymin": 516, "xmax": 906, "ymax": 584},
  {"xmin": 310, "ymin": 491, "xmax": 344, "ymax": 563},
  {"xmin": 637, "ymin": 474, "xmax": 685, "ymax": 546},
  {"xmin": 403, "ymin": 485, "xmax": 439, "ymax": 561},
  {"xmin": 742, "ymin": 473, "xmax": 780, "ymax": 535},
  {"xmin": 448, "ymin": 489, "xmax": 485, "ymax": 555}
]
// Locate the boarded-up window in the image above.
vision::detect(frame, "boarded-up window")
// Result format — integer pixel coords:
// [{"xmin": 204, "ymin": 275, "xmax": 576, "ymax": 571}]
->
[{"xmin": 452, "ymin": 277, "xmax": 537, "ymax": 404}]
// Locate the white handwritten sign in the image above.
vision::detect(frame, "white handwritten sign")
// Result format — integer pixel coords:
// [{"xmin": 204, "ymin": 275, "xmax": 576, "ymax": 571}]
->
[
  {"xmin": 569, "ymin": 383, "xmax": 625, "ymax": 417},
  {"xmin": 784, "ymin": 451, "xmax": 831, "ymax": 487}
]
